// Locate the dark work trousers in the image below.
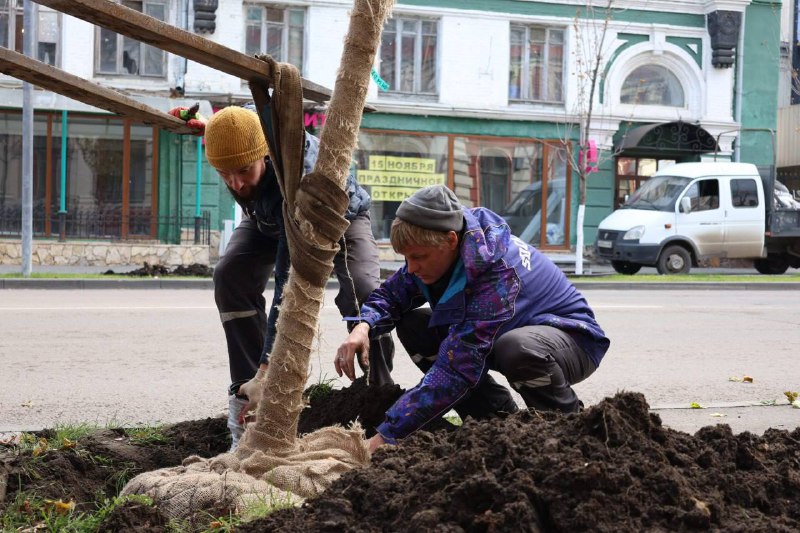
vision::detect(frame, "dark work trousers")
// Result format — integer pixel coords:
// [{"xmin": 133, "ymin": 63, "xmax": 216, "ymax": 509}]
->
[
  {"xmin": 396, "ymin": 309, "xmax": 597, "ymax": 418},
  {"xmin": 214, "ymin": 214, "xmax": 394, "ymax": 393},
  {"xmin": 492, "ymin": 325, "xmax": 597, "ymax": 413},
  {"xmin": 332, "ymin": 215, "xmax": 395, "ymax": 387}
]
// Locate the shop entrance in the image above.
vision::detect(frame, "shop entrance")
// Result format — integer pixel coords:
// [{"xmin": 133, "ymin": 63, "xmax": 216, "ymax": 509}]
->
[{"xmin": 613, "ymin": 121, "xmax": 719, "ymax": 208}]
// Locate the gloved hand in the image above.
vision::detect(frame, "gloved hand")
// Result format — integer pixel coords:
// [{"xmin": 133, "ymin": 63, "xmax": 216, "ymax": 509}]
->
[
  {"xmin": 236, "ymin": 366, "xmax": 267, "ymax": 425},
  {"xmin": 168, "ymin": 103, "xmax": 206, "ymax": 135}
]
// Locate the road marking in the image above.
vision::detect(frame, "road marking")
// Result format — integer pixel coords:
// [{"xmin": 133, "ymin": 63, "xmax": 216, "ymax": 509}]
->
[
  {"xmin": 593, "ymin": 305, "xmax": 663, "ymax": 309},
  {"xmin": 0, "ymin": 305, "xmax": 344, "ymax": 311},
  {"xmin": 0, "ymin": 306, "xmax": 216, "ymax": 311}
]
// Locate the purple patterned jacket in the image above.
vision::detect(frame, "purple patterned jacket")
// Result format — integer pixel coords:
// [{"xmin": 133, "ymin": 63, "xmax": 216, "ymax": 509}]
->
[{"xmin": 358, "ymin": 207, "xmax": 609, "ymax": 442}]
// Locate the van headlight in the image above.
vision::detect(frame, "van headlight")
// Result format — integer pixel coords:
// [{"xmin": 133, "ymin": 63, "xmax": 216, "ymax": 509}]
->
[{"xmin": 623, "ymin": 225, "xmax": 645, "ymax": 240}]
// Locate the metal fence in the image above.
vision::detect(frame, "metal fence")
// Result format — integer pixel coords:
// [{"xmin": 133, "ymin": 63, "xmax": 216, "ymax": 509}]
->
[{"xmin": 0, "ymin": 205, "xmax": 211, "ymax": 245}]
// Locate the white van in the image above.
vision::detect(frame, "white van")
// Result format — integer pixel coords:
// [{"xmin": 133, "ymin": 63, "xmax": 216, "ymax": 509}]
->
[{"xmin": 595, "ymin": 162, "xmax": 800, "ymax": 274}]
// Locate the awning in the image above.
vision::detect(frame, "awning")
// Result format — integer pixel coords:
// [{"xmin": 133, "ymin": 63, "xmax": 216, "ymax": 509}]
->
[{"xmin": 615, "ymin": 121, "xmax": 719, "ymax": 158}]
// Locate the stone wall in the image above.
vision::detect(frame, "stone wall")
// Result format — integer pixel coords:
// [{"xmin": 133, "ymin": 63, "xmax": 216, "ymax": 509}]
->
[{"xmin": 0, "ymin": 239, "xmax": 211, "ymax": 267}]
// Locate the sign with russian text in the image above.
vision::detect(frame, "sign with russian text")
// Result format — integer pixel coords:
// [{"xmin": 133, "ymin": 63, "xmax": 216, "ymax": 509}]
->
[{"xmin": 357, "ymin": 155, "xmax": 444, "ymax": 201}]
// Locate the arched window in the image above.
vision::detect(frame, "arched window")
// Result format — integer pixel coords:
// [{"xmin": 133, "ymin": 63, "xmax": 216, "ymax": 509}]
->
[{"xmin": 620, "ymin": 65, "xmax": 684, "ymax": 107}]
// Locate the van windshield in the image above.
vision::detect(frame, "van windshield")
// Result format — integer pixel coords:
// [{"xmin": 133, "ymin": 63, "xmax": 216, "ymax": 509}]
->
[{"xmin": 623, "ymin": 175, "xmax": 691, "ymax": 211}]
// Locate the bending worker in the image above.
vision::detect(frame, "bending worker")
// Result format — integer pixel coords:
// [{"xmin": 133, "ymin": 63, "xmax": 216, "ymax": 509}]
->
[
  {"xmin": 175, "ymin": 105, "xmax": 394, "ymax": 449},
  {"xmin": 335, "ymin": 185, "xmax": 610, "ymax": 452}
]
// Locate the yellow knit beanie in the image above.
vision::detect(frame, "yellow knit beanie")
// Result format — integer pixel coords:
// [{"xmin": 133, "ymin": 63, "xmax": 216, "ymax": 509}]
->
[{"xmin": 205, "ymin": 106, "xmax": 269, "ymax": 170}]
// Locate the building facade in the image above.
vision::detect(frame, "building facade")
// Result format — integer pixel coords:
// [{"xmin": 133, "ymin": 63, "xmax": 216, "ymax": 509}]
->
[{"xmin": 0, "ymin": 0, "xmax": 784, "ymax": 265}]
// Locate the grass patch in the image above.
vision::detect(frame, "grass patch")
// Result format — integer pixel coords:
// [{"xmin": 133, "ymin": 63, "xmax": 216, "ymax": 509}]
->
[
  {"xmin": 198, "ymin": 490, "xmax": 299, "ymax": 532},
  {"xmin": 0, "ymin": 491, "xmax": 156, "ymax": 532},
  {"xmin": 303, "ymin": 377, "xmax": 339, "ymax": 403},
  {"xmin": 124, "ymin": 424, "xmax": 169, "ymax": 446},
  {"xmin": 0, "ymin": 272, "xmax": 210, "ymax": 279},
  {"xmin": 11, "ymin": 423, "xmax": 98, "ymax": 457},
  {"xmin": 54, "ymin": 422, "xmax": 98, "ymax": 443}
]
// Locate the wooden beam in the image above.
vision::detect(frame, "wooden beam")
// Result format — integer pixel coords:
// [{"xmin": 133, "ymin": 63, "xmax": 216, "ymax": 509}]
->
[
  {"xmin": 0, "ymin": 47, "xmax": 197, "ymax": 134},
  {"xmin": 36, "ymin": 0, "xmax": 332, "ymax": 103}
]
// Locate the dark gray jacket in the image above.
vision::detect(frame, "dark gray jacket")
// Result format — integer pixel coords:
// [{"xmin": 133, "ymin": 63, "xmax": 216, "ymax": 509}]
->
[{"xmin": 236, "ymin": 131, "xmax": 372, "ymax": 363}]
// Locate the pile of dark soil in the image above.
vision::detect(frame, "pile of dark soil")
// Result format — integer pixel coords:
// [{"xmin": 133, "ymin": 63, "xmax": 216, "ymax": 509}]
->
[
  {"xmin": 103, "ymin": 262, "xmax": 214, "ymax": 277},
  {"xmin": 2, "ymin": 389, "xmax": 798, "ymax": 532},
  {"xmin": 249, "ymin": 392, "xmax": 800, "ymax": 532},
  {"xmin": 0, "ymin": 418, "xmax": 228, "ymax": 512}
]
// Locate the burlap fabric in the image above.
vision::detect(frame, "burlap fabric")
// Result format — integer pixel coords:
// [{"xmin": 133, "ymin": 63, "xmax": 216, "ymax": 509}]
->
[{"xmin": 121, "ymin": 0, "xmax": 395, "ymax": 521}]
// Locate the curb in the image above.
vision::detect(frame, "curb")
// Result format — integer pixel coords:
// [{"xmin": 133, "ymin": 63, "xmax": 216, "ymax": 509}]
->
[
  {"xmin": 568, "ymin": 281, "xmax": 800, "ymax": 291},
  {"xmin": 1, "ymin": 278, "xmax": 799, "ymax": 291}
]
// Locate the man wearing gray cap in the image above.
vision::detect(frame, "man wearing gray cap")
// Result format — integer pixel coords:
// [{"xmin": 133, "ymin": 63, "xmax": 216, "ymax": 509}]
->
[{"xmin": 336, "ymin": 184, "xmax": 610, "ymax": 452}]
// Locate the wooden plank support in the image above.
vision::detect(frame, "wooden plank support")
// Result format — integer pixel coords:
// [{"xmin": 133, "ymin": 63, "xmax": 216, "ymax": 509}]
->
[
  {"xmin": 36, "ymin": 0, "xmax": 333, "ymax": 103},
  {"xmin": 0, "ymin": 47, "xmax": 196, "ymax": 134}
]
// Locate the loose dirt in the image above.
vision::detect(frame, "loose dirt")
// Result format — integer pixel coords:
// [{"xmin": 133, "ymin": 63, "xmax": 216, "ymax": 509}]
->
[
  {"xmin": 2, "ymin": 387, "xmax": 798, "ymax": 532},
  {"xmin": 104, "ymin": 263, "xmax": 214, "ymax": 277}
]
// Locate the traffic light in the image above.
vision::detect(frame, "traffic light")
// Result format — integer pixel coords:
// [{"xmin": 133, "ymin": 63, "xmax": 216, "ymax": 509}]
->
[{"xmin": 194, "ymin": 0, "xmax": 217, "ymax": 35}]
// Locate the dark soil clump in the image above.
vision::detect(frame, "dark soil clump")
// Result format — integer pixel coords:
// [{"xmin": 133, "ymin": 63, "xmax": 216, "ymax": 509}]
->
[
  {"xmin": 299, "ymin": 377, "xmax": 404, "ymax": 437},
  {"xmin": 95, "ymin": 498, "xmax": 168, "ymax": 532},
  {"xmin": 299, "ymin": 377, "xmax": 456, "ymax": 437},
  {"xmin": 104, "ymin": 262, "xmax": 214, "ymax": 277}
]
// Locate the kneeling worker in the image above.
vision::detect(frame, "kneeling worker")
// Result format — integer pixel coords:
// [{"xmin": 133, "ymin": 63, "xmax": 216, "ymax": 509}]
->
[{"xmin": 335, "ymin": 185, "xmax": 610, "ymax": 452}]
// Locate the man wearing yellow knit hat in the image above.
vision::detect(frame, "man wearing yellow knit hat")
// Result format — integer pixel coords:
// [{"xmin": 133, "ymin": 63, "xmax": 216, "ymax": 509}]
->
[{"xmin": 175, "ymin": 105, "xmax": 394, "ymax": 450}]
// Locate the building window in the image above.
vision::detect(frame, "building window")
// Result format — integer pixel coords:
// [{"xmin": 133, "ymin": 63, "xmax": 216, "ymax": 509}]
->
[
  {"xmin": 96, "ymin": 1, "xmax": 166, "ymax": 77},
  {"xmin": 509, "ymin": 25, "xmax": 564, "ymax": 103},
  {"xmin": 620, "ymin": 65, "xmax": 684, "ymax": 106},
  {"xmin": 0, "ymin": 1, "xmax": 60, "ymax": 66},
  {"xmin": 245, "ymin": 5, "xmax": 304, "ymax": 70},
  {"xmin": 380, "ymin": 16, "xmax": 438, "ymax": 96}
]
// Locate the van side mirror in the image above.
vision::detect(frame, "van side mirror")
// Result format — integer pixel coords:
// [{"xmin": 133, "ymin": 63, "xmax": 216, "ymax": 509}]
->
[{"xmin": 680, "ymin": 197, "xmax": 692, "ymax": 213}]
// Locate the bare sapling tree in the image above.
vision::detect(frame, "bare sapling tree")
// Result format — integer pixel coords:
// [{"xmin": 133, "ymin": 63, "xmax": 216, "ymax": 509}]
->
[{"xmin": 562, "ymin": 0, "xmax": 616, "ymax": 274}]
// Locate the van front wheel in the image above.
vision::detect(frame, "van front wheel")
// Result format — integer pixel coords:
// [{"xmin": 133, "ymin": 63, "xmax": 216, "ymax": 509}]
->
[
  {"xmin": 657, "ymin": 246, "xmax": 691, "ymax": 275},
  {"xmin": 611, "ymin": 261, "xmax": 642, "ymax": 275}
]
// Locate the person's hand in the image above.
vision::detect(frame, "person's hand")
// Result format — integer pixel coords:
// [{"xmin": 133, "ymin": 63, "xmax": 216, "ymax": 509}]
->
[
  {"xmin": 367, "ymin": 433, "xmax": 385, "ymax": 453},
  {"xmin": 236, "ymin": 365, "xmax": 267, "ymax": 424},
  {"xmin": 168, "ymin": 104, "xmax": 206, "ymax": 135},
  {"xmin": 335, "ymin": 322, "xmax": 370, "ymax": 381}
]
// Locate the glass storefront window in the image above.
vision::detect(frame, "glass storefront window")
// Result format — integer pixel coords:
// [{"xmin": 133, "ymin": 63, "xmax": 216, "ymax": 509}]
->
[
  {"xmin": 354, "ymin": 131, "xmax": 570, "ymax": 249},
  {"xmin": 0, "ymin": 114, "xmax": 51, "ymax": 233},
  {"xmin": 0, "ymin": 112, "xmax": 157, "ymax": 240},
  {"xmin": 452, "ymin": 136, "xmax": 566, "ymax": 248},
  {"xmin": 354, "ymin": 131, "xmax": 448, "ymax": 240},
  {"xmin": 129, "ymin": 124, "xmax": 155, "ymax": 235},
  {"xmin": 543, "ymin": 145, "xmax": 568, "ymax": 246}
]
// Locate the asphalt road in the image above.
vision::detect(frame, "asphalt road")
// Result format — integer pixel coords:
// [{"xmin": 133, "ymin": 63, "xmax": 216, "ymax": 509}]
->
[{"xmin": 1, "ymin": 287, "xmax": 798, "ymax": 435}]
